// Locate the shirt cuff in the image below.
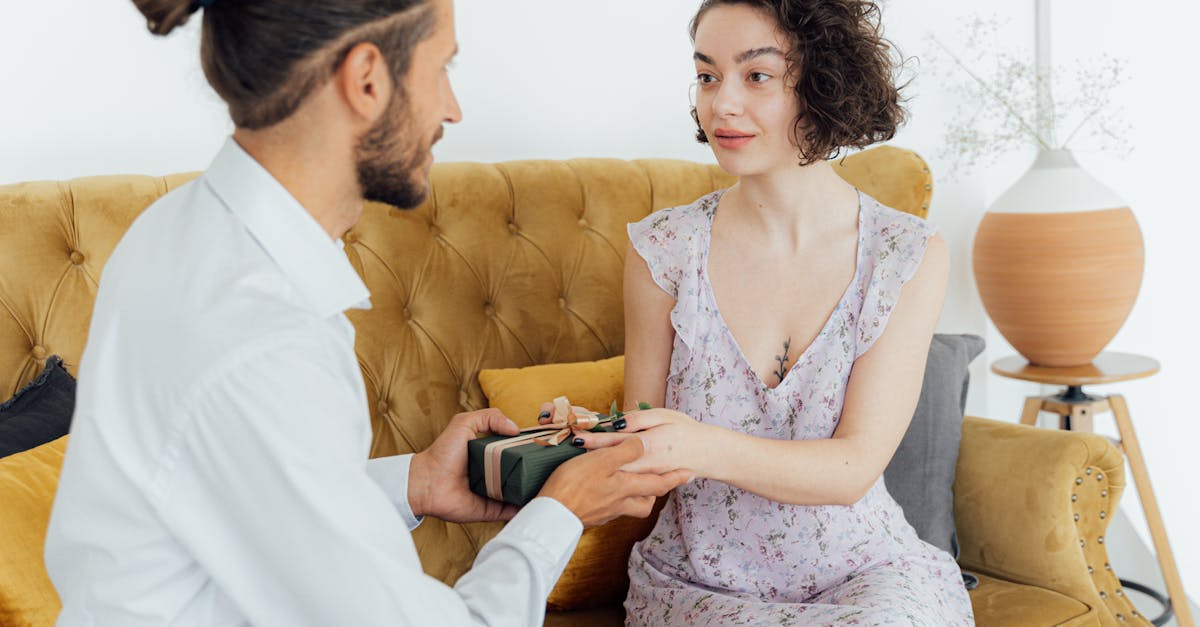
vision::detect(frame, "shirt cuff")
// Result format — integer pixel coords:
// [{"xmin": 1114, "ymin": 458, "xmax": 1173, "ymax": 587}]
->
[
  {"xmin": 365, "ymin": 454, "xmax": 424, "ymax": 531},
  {"xmin": 498, "ymin": 496, "xmax": 583, "ymax": 566}
]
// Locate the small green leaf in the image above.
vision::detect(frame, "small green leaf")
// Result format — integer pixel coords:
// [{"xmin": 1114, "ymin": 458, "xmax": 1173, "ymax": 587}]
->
[
  {"xmin": 638, "ymin": 401, "xmax": 652, "ymax": 410},
  {"xmin": 610, "ymin": 400, "xmax": 619, "ymax": 417}
]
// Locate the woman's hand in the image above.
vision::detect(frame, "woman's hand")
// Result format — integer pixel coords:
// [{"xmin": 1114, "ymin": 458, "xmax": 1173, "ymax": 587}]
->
[{"xmin": 550, "ymin": 405, "xmax": 717, "ymax": 477}]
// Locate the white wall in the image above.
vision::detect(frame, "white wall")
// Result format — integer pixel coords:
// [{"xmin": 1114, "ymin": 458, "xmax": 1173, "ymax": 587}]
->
[{"xmin": 2, "ymin": 0, "xmax": 1196, "ymax": 601}]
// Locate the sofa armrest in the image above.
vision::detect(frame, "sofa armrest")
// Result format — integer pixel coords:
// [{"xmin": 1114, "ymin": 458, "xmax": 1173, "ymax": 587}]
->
[{"xmin": 955, "ymin": 416, "xmax": 1146, "ymax": 626}]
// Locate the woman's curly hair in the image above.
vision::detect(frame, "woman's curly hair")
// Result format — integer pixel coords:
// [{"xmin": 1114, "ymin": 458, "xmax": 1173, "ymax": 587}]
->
[{"xmin": 690, "ymin": 0, "xmax": 907, "ymax": 165}]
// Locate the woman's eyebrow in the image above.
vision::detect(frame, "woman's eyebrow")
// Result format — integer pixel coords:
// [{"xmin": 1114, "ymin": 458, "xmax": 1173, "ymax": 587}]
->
[
  {"xmin": 693, "ymin": 47, "xmax": 785, "ymax": 65},
  {"xmin": 736, "ymin": 46, "xmax": 784, "ymax": 63}
]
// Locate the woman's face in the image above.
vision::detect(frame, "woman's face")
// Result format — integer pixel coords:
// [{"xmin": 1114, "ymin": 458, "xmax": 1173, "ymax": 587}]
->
[{"xmin": 692, "ymin": 4, "xmax": 801, "ymax": 177}]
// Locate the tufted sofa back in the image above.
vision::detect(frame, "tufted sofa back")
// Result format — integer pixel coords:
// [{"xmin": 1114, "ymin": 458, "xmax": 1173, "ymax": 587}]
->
[{"xmin": 0, "ymin": 145, "xmax": 931, "ymax": 584}]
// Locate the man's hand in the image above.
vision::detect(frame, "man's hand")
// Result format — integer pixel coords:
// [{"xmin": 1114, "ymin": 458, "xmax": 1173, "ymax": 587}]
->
[
  {"xmin": 538, "ymin": 437, "xmax": 693, "ymax": 527},
  {"xmin": 408, "ymin": 408, "xmax": 520, "ymax": 523}
]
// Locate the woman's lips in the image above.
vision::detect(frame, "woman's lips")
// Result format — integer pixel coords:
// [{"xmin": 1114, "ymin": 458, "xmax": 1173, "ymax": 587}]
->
[{"xmin": 713, "ymin": 130, "xmax": 755, "ymax": 149}]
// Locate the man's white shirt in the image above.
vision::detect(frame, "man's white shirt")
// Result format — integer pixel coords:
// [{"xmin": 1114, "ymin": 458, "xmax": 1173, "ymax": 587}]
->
[{"xmin": 45, "ymin": 138, "xmax": 583, "ymax": 626}]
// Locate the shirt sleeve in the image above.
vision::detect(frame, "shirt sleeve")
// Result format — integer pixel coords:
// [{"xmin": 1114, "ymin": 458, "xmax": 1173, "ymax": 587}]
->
[
  {"xmin": 151, "ymin": 334, "xmax": 582, "ymax": 627},
  {"xmin": 364, "ymin": 454, "xmax": 424, "ymax": 531}
]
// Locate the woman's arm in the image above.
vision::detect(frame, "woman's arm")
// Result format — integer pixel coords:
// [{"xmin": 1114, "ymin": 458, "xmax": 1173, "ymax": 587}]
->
[
  {"xmin": 589, "ymin": 235, "xmax": 949, "ymax": 506},
  {"xmin": 623, "ymin": 240, "xmax": 676, "ymax": 410}
]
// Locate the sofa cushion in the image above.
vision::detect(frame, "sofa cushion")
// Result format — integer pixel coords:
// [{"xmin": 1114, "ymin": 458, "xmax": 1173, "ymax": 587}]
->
[
  {"xmin": 480, "ymin": 355, "xmax": 653, "ymax": 611},
  {"xmin": 1, "ymin": 356, "xmax": 75, "ymax": 459},
  {"xmin": 478, "ymin": 355, "xmax": 624, "ymax": 428},
  {"xmin": 0, "ymin": 436, "xmax": 67, "ymax": 625},
  {"xmin": 968, "ymin": 572, "xmax": 1098, "ymax": 627}
]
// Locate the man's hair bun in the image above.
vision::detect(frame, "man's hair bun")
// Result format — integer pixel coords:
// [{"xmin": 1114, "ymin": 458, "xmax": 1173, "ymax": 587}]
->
[{"xmin": 133, "ymin": 0, "xmax": 200, "ymax": 36}]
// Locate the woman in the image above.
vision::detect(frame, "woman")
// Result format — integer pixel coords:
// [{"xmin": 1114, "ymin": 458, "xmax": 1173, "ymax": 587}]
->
[{"xmin": 555, "ymin": 0, "xmax": 973, "ymax": 624}]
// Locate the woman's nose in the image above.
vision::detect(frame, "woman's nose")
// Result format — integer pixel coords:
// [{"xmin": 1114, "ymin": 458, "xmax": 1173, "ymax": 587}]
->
[{"xmin": 711, "ymin": 82, "xmax": 744, "ymax": 117}]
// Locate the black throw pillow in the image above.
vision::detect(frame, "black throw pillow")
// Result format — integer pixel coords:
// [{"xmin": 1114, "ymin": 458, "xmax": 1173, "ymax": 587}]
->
[{"xmin": 0, "ymin": 356, "xmax": 76, "ymax": 458}]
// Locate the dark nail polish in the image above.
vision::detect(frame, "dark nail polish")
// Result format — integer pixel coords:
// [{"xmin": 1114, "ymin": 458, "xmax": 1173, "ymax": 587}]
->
[
  {"xmin": 538, "ymin": 411, "xmax": 550, "ymax": 420},
  {"xmin": 571, "ymin": 437, "xmax": 585, "ymax": 447},
  {"xmin": 613, "ymin": 418, "xmax": 627, "ymax": 430}
]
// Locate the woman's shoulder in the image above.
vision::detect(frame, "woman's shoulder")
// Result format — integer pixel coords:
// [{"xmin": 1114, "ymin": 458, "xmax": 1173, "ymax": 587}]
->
[
  {"xmin": 630, "ymin": 188, "xmax": 724, "ymax": 235},
  {"xmin": 858, "ymin": 191, "xmax": 937, "ymax": 258},
  {"xmin": 626, "ymin": 189, "xmax": 726, "ymax": 298}
]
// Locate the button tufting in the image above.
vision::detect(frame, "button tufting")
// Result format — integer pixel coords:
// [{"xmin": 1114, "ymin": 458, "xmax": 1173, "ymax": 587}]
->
[
  {"xmin": 344, "ymin": 232, "xmax": 357, "ymax": 244},
  {"xmin": 578, "ymin": 218, "xmax": 589, "ymax": 228},
  {"xmin": 31, "ymin": 345, "xmax": 48, "ymax": 360},
  {"xmin": 507, "ymin": 222, "xmax": 518, "ymax": 235},
  {"xmin": 377, "ymin": 401, "xmax": 389, "ymax": 414},
  {"xmin": 69, "ymin": 250, "xmax": 85, "ymax": 265},
  {"xmin": 403, "ymin": 307, "xmax": 412, "ymax": 320},
  {"xmin": 558, "ymin": 297, "xmax": 567, "ymax": 309},
  {"xmin": 484, "ymin": 304, "xmax": 496, "ymax": 317}
]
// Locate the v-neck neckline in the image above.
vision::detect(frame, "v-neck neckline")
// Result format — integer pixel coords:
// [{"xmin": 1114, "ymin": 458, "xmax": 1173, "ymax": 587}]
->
[{"xmin": 699, "ymin": 187, "xmax": 867, "ymax": 393}]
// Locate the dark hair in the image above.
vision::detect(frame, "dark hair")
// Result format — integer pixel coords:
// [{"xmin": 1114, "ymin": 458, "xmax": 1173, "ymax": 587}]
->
[
  {"xmin": 689, "ymin": 0, "xmax": 906, "ymax": 164},
  {"xmin": 133, "ymin": 0, "xmax": 436, "ymax": 129}
]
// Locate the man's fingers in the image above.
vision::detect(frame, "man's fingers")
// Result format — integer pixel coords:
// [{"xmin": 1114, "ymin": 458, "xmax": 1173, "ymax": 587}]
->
[
  {"xmin": 592, "ymin": 435, "xmax": 645, "ymax": 466},
  {"xmin": 661, "ymin": 469, "xmax": 695, "ymax": 489},
  {"xmin": 622, "ymin": 495, "xmax": 657, "ymax": 519},
  {"xmin": 462, "ymin": 408, "xmax": 518, "ymax": 436},
  {"xmin": 619, "ymin": 468, "xmax": 692, "ymax": 498}
]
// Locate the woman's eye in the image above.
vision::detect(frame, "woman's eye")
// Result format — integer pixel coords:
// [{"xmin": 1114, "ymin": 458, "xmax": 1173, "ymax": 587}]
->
[
  {"xmin": 749, "ymin": 72, "xmax": 771, "ymax": 83},
  {"xmin": 696, "ymin": 73, "xmax": 717, "ymax": 84}
]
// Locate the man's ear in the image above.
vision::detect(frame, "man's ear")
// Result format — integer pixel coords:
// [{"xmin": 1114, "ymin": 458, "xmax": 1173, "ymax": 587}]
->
[{"xmin": 336, "ymin": 42, "xmax": 393, "ymax": 125}]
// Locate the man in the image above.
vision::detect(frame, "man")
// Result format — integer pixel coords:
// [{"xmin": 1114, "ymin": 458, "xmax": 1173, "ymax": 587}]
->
[{"xmin": 44, "ymin": 0, "xmax": 690, "ymax": 624}]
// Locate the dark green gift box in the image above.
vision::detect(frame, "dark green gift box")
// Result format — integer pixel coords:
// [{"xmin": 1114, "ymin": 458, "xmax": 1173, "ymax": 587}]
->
[{"xmin": 467, "ymin": 425, "xmax": 616, "ymax": 507}]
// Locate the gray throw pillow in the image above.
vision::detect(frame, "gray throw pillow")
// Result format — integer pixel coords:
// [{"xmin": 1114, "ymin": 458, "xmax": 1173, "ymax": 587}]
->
[{"xmin": 883, "ymin": 333, "xmax": 984, "ymax": 558}]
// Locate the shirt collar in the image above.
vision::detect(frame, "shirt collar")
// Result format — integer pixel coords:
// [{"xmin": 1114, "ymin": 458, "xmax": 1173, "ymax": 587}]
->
[{"xmin": 203, "ymin": 138, "xmax": 371, "ymax": 317}]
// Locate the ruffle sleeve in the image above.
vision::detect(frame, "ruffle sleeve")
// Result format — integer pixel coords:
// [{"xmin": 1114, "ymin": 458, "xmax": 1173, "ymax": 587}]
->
[
  {"xmin": 855, "ymin": 202, "xmax": 938, "ymax": 358},
  {"xmin": 626, "ymin": 191, "xmax": 722, "ymax": 363}
]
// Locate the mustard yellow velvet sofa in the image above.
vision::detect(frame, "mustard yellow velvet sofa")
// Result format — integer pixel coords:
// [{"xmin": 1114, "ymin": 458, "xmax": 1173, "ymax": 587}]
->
[{"xmin": 0, "ymin": 146, "xmax": 1146, "ymax": 626}]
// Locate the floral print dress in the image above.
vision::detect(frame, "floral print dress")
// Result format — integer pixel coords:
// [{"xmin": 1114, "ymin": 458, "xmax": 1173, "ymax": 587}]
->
[{"xmin": 623, "ymin": 189, "xmax": 974, "ymax": 626}]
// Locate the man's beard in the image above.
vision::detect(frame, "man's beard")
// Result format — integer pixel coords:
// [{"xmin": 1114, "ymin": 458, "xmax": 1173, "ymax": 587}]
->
[{"xmin": 355, "ymin": 89, "xmax": 440, "ymax": 211}]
